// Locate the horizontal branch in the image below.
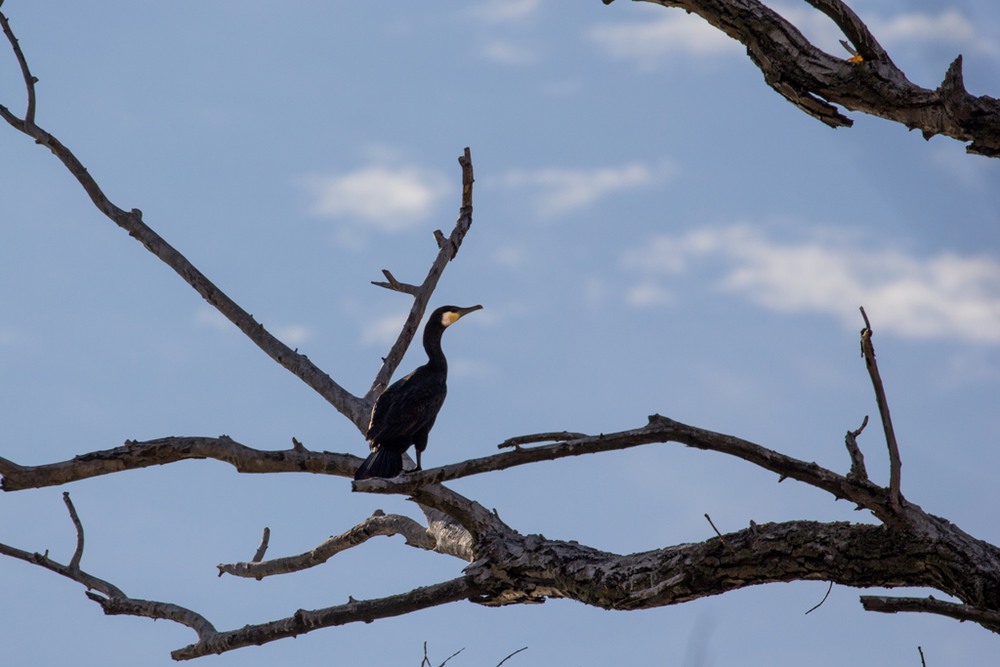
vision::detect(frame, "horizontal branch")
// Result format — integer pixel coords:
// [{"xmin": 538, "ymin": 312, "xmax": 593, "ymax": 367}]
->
[
  {"xmin": 218, "ymin": 510, "xmax": 438, "ymax": 579},
  {"xmin": 860, "ymin": 595, "xmax": 1000, "ymax": 634},
  {"xmin": 0, "ymin": 436, "xmax": 358, "ymax": 491},
  {"xmin": 355, "ymin": 414, "xmax": 897, "ymax": 522},
  {"xmin": 172, "ymin": 576, "xmax": 477, "ymax": 660}
]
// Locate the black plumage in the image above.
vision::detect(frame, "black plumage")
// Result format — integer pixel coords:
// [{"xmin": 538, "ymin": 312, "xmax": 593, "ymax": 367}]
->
[{"xmin": 354, "ymin": 304, "xmax": 482, "ymax": 480}]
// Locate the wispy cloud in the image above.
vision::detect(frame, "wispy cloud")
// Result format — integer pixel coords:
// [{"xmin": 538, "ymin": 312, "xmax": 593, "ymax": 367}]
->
[
  {"xmin": 587, "ymin": 12, "xmax": 740, "ymax": 66},
  {"xmin": 480, "ymin": 40, "xmax": 538, "ymax": 65},
  {"xmin": 623, "ymin": 224, "xmax": 1000, "ymax": 344},
  {"xmin": 300, "ymin": 164, "xmax": 450, "ymax": 233},
  {"xmin": 470, "ymin": 0, "xmax": 541, "ymax": 24},
  {"xmin": 494, "ymin": 160, "xmax": 674, "ymax": 218},
  {"xmin": 361, "ymin": 313, "xmax": 406, "ymax": 347}
]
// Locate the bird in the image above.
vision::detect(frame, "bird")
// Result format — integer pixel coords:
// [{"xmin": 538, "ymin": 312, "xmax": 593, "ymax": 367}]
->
[{"xmin": 354, "ymin": 304, "xmax": 483, "ymax": 480}]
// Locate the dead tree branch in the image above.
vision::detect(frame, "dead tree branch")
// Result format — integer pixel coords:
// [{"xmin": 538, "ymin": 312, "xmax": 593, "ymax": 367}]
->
[
  {"xmin": 622, "ymin": 0, "xmax": 1000, "ymax": 156},
  {"xmin": 859, "ymin": 307, "xmax": 903, "ymax": 514},
  {"xmin": 218, "ymin": 510, "xmax": 440, "ymax": 580},
  {"xmin": 860, "ymin": 595, "xmax": 1000, "ymax": 633},
  {"xmin": 366, "ymin": 148, "xmax": 477, "ymax": 404},
  {"xmin": 0, "ymin": 436, "xmax": 359, "ymax": 492},
  {"xmin": 171, "ymin": 576, "xmax": 478, "ymax": 661}
]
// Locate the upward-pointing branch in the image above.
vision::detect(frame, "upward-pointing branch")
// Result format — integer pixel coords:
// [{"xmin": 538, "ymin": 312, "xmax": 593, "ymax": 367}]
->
[{"xmin": 0, "ymin": 9, "xmax": 367, "ymax": 428}]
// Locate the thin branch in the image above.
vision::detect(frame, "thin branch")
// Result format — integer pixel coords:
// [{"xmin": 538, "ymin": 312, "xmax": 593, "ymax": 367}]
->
[
  {"xmin": 0, "ymin": 506, "xmax": 216, "ymax": 639},
  {"xmin": 365, "ymin": 148, "xmax": 476, "ymax": 403},
  {"xmin": 496, "ymin": 647, "xmax": 529, "ymax": 666},
  {"xmin": 218, "ymin": 510, "xmax": 438, "ymax": 579},
  {"xmin": 859, "ymin": 307, "xmax": 903, "ymax": 514},
  {"xmin": 62, "ymin": 492, "xmax": 85, "ymax": 572},
  {"xmin": 0, "ymin": 11, "xmax": 367, "ymax": 428},
  {"xmin": 805, "ymin": 582, "xmax": 834, "ymax": 615},
  {"xmin": 171, "ymin": 576, "xmax": 477, "ymax": 660},
  {"xmin": 703, "ymin": 513, "xmax": 732, "ymax": 552},
  {"xmin": 919, "ymin": 646, "xmax": 927, "ymax": 667},
  {"xmin": 497, "ymin": 431, "xmax": 588, "ymax": 450},
  {"xmin": 802, "ymin": 0, "xmax": 889, "ymax": 62},
  {"xmin": 0, "ymin": 8, "xmax": 36, "ymax": 125},
  {"xmin": 0, "ymin": 436, "xmax": 359, "ymax": 492},
  {"xmin": 252, "ymin": 527, "xmax": 271, "ymax": 563},
  {"xmin": 860, "ymin": 595, "xmax": 1000, "ymax": 634},
  {"xmin": 371, "ymin": 269, "xmax": 419, "ymax": 295}
]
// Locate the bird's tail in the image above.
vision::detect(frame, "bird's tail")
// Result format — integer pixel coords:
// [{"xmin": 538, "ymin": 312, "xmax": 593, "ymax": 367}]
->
[{"xmin": 354, "ymin": 447, "xmax": 404, "ymax": 480}]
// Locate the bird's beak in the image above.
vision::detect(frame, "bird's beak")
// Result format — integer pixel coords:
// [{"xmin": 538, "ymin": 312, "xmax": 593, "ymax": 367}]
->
[{"xmin": 455, "ymin": 304, "xmax": 483, "ymax": 318}]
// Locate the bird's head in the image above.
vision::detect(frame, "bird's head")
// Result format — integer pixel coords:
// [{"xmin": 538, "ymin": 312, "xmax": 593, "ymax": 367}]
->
[{"xmin": 436, "ymin": 304, "xmax": 483, "ymax": 328}]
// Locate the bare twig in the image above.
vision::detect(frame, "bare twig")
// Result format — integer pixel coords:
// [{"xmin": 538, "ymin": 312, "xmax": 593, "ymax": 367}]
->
[
  {"xmin": 62, "ymin": 492, "xmax": 85, "ymax": 572},
  {"xmin": 218, "ymin": 511, "xmax": 439, "ymax": 579},
  {"xmin": 804, "ymin": 582, "xmax": 834, "ymax": 615},
  {"xmin": 496, "ymin": 646, "xmax": 529, "ymax": 666},
  {"xmin": 252, "ymin": 527, "xmax": 271, "ymax": 563},
  {"xmin": 860, "ymin": 595, "xmax": 1000, "ymax": 634},
  {"xmin": 0, "ymin": 8, "xmax": 36, "ymax": 125},
  {"xmin": 371, "ymin": 269, "xmax": 419, "ymax": 295},
  {"xmin": 859, "ymin": 307, "xmax": 903, "ymax": 514},
  {"xmin": 704, "ymin": 513, "xmax": 732, "ymax": 552},
  {"xmin": 497, "ymin": 431, "xmax": 588, "ymax": 450},
  {"xmin": 844, "ymin": 415, "xmax": 869, "ymax": 481},
  {"xmin": 366, "ymin": 148, "xmax": 476, "ymax": 403},
  {"xmin": 918, "ymin": 645, "xmax": 927, "ymax": 667}
]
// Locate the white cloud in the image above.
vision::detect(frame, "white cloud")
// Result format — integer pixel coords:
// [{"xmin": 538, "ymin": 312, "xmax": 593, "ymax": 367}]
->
[
  {"xmin": 623, "ymin": 224, "xmax": 1000, "ymax": 344},
  {"xmin": 272, "ymin": 324, "xmax": 314, "ymax": 347},
  {"xmin": 480, "ymin": 40, "xmax": 537, "ymax": 65},
  {"xmin": 361, "ymin": 313, "xmax": 406, "ymax": 347},
  {"xmin": 587, "ymin": 12, "xmax": 740, "ymax": 65},
  {"xmin": 301, "ymin": 165, "xmax": 450, "ymax": 232},
  {"xmin": 470, "ymin": 0, "xmax": 541, "ymax": 24},
  {"xmin": 495, "ymin": 160, "xmax": 674, "ymax": 218}
]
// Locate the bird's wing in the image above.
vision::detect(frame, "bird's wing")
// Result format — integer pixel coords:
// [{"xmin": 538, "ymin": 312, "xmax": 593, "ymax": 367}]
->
[{"xmin": 367, "ymin": 367, "xmax": 447, "ymax": 446}]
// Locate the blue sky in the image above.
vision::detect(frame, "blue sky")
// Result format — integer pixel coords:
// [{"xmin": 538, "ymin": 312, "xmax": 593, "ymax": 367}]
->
[{"xmin": 1, "ymin": 1, "xmax": 999, "ymax": 665}]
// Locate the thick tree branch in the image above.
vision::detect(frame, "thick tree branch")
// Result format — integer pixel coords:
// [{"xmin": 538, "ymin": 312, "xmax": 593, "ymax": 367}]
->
[
  {"xmin": 218, "ymin": 510, "xmax": 440, "ymax": 580},
  {"xmin": 171, "ymin": 576, "xmax": 478, "ymax": 660},
  {"xmin": 630, "ymin": 0, "xmax": 1000, "ymax": 156}
]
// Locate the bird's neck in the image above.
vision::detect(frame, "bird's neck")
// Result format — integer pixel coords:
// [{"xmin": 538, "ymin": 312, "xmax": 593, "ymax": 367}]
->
[{"xmin": 422, "ymin": 324, "xmax": 448, "ymax": 370}]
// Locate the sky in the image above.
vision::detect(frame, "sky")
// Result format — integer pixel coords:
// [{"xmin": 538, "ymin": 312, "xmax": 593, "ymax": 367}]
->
[{"xmin": 1, "ymin": 1, "xmax": 999, "ymax": 665}]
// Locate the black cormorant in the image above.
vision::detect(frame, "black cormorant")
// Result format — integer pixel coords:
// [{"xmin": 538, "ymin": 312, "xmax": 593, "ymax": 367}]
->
[{"xmin": 354, "ymin": 304, "xmax": 482, "ymax": 480}]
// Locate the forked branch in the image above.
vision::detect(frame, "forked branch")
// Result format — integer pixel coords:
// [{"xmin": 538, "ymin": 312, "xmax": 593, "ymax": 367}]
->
[
  {"xmin": 218, "ymin": 510, "xmax": 439, "ymax": 580},
  {"xmin": 625, "ymin": 0, "xmax": 1000, "ymax": 156},
  {"xmin": 366, "ymin": 148, "xmax": 477, "ymax": 403}
]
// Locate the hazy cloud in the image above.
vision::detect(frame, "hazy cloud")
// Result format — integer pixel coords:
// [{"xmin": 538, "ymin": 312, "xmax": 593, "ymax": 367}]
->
[
  {"xmin": 470, "ymin": 0, "xmax": 541, "ymax": 23},
  {"xmin": 587, "ymin": 12, "xmax": 740, "ymax": 65},
  {"xmin": 301, "ymin": 165, "xmax": 450, "ymax": 233},
  {"xmin": 480, "ymin": 40, "xmax": 538, "ymax": 65},
  {"xmin": 495, "ymin": 160, "xmax": 674, "ymax": 218},
  {"xmin": 623, "ymin": 224, "xmax": 1000, "ymax": 344}
]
